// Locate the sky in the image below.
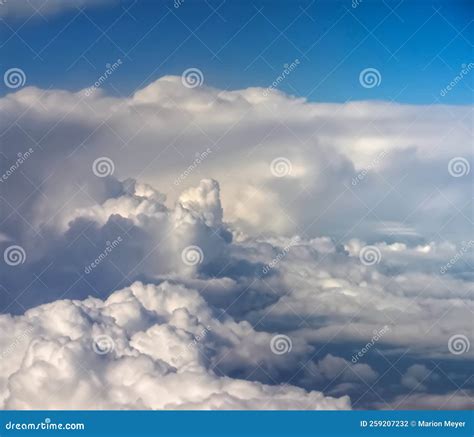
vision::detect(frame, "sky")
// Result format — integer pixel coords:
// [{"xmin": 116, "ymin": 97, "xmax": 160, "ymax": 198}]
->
[
  {"xmin": 0, "ymin": 0, "xmax": 473, "ymax": 412},
  {"xmin": 1, "ymin": 0, "xmax": 473, "ymax": 103}
]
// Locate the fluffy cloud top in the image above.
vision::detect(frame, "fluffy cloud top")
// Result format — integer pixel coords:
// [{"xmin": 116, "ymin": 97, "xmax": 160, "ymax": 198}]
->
[
  {"xmin": 0, "ymin": 280, "xmax": 350, "ymax": 410},
  {"xmin": 1, "ymin": 76, "xmax": 471, "ymax": 241},
  {"xmin": 0, "ymin": 77, "xmax": 472, "ymax": 410},
  {"xmin": 1, "ymin": 177, "xmax": 472, "ymax": 409}
]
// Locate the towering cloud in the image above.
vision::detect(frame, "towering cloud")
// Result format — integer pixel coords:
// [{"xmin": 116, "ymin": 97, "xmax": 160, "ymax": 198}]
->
[{"xmin": 0, "ymin": 78, "xmax": 472, "ymax": 409}]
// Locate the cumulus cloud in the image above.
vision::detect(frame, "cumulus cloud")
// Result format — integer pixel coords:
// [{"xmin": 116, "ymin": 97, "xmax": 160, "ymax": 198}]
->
[
  {"xmin": 0, "ymin": 281, "xmax": 350, "ymax": 410},
  {"xmin": 312, "ymin": 354, "xmax": 378, "ymax": 384},
  {"xmin": 400, "ymin": 364, "xmax": 438, "ymax": 392},
  {"xmin": 0, "ymin": 77, "xmax": 471, "ymax": 241},
  {"xmin": 0, "ymin": 78, "xmax": 472, "ymax": 409},
  {"xmin": 0, "ymin": 176, "xmax": 472, "ymax": 409}
]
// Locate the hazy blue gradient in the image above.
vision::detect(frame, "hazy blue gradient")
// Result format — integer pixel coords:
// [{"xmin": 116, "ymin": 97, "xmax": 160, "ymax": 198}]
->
[{"xmin": 1, "ymin": 0, "xmax": 472, "ymax": 103}]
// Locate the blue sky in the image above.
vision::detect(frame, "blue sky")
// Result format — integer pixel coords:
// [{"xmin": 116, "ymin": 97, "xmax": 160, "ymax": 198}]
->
[{"xmin": 1, "ymin": 0, "xmax": 472, "ymax": 103}]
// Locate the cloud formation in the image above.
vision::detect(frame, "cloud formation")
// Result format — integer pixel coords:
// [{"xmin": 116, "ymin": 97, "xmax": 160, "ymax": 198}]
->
[
  {"xmin": 0, "ymin": 78, "xmax": 472, "ymax": 409},
  {"xmin": 0, "ymin": 177, "xmax": 472, "ymax": 409},
  {"xmin": 0, "ymin": 280, "xmax": 350, "ymax": 410},
  {"xmin": 0, "ymin": 76, "xmax": 471, "ymax": 241}
]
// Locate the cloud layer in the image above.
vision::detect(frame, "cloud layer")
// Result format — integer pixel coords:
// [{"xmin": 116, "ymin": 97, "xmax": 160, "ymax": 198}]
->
[
  {"xmin": 0, "ymin": 78, "xmax": 472, "ymax": 409},
  {"xmin": 1, "ymin": 76, "xmax": 471, "ymax": 242},
  {"xmin": 0, "ymin": 280, "xmax": 351, "ymax": 410}
]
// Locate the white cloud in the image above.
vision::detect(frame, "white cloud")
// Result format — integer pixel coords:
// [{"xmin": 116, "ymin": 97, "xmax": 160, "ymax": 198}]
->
[
  {"xmin": 400, "ymin": 364, "xmax": 438, "ymax": 392},
  {"xmin": 310, "ymin": 354, "xmax": 378, "ymax": 384},
  {"xmin": 0, "ymin": 77, "xmax": 471, "ymax": 240},
  {"xmin": 0, "ymin": 78, "xmax": 472, "ymax": 409},
  {"xmin": 0, "ymin": 281, "xmax": 350, "ymax": 410}
]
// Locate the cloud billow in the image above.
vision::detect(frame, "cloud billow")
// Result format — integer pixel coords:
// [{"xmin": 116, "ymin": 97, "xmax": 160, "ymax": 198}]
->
[{"xmin": 0, "ymin": 78, "xmax": 472, "ymax": 409}]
